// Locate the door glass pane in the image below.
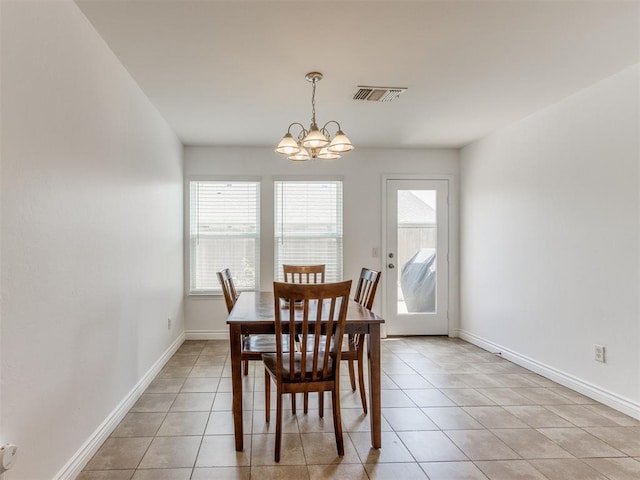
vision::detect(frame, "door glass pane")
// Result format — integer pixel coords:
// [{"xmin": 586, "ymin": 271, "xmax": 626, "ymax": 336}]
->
[{"xmin": 397, "ymin": 190, "xmax": 437, "ymax": 314}]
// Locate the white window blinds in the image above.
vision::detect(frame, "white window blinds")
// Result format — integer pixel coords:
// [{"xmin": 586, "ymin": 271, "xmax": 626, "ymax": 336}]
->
[
  {"xmin": 189, "ymin": 180, "xmax": 260, "ymax": 293},
  {"xmin": 274, "ymin": 180, "xmax": 343, "ymax": 282}
]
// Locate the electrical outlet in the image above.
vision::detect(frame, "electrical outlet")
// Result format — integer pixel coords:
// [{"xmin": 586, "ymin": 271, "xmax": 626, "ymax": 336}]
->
[
  {"xmin": 167, "ymin": 318, "xmax": 172, "ymax": 330},
  {"xmin": 594, "ymin": 344, "xmax": 605, "ymax": 362}
]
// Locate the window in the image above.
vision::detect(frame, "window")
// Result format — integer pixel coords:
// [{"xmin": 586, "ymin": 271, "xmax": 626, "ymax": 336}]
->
[
  {"xmin": 189, "ymin": 180, "xmax": 259, "ymax": 294},
  {"xmin": 274, "ymin": 180, "xmax": 343, "ymax": 282}
]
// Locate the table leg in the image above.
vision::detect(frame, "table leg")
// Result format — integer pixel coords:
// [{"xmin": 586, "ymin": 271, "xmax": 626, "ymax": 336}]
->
[
  {"xmin": 368, "ymin": 323, "xmax": 382, "ymax": 448},
  {"xmin": 230, "ymin": 325, "xmax": 244, "ymax": 451}
]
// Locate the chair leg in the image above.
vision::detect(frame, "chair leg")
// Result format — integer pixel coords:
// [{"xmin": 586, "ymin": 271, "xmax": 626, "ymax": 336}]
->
[
  {"xmin": 291, "ymin": 392, "xmax": 296, "ymax": 415},
  {"xmin": 318, "ymin": 391, "xmax": 324, "ymax": 418},
  {"xmin": 275, "ymin": 389, "xmax": 283, "ymax": 462},
  {"xmin": 331, "ymin": 386, "xmax": 344, "ymax": 457},
  {"xmin": 243, "ymin": 359, "xmax": 249, "ymax": 376},
  {"xmin": 357, "ymin": 347, "xmax": 368, "ymax": 414},
  {"xmin": 348, "ymin": 359, "xmax": 357, "ymax": 391},
  {"xmin": 303, "ymin": 392, "xmax": 309, "ymax": 414},
  {"xmin": 265, "ymin": 369, "xmax": 271, "ymax": 422}
]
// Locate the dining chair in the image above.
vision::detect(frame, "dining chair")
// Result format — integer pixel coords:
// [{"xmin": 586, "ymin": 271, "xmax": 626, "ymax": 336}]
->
[
  {"xmin": 263, "ymin": 280, "xmax": 352, "ymax": 462},
  {"xmin": 217, "ymin": 268, "xmax": 277, "ymax": 376},
  {"xmin": 341, "ymin": 267, "xmax": 381, "ymax": 414},
  {"xmin": 282, "ymin": 264, "xmax": 326, "ymax": 412},
  {"xmin": 283, "ymin": 264, "xmax": 325, "ymax": 284}
]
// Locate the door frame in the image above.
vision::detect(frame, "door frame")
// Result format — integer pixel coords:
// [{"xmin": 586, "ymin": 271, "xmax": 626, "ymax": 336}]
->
[{"xmin": 381, "ymin": 174, "xmax": 458, "ymax": 338}]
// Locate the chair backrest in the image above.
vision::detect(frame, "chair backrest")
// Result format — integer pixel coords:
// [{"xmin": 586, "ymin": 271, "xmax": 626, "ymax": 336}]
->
[
  {"xmin": 283, "ymin": 264, "xmax": 325, "ymax": 284},
  {"xmin": 354, "ymin": 268, "xmax": 381, "ymax": 310},
  {"xmin": 216, "ymin": 268, "xmax": 238, "ymax": 314},
  {"xmin": 273, "ymin": 280, "xmax": 352, "ymax": 381}
]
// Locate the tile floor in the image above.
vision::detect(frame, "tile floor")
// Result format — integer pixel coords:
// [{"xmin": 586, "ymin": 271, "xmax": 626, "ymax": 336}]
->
[{"xmin": 78, "ymin": 337, "xmax": 640, "ymax": 479}]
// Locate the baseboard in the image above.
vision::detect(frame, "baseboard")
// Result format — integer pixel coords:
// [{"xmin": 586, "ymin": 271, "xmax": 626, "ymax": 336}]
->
[
  {"xmin": 455, "ymin": 329, "xmax": 640, "ymax": 420},
  {"xmin": 53, "ymin": 332, "xmax": 186, "ymax": 480},
  {"xmin": 185, "ymin": 329, "xmax": 229, "ymax": 340}
]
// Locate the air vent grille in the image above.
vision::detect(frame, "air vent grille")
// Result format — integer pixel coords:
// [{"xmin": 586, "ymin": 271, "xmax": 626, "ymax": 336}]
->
[{"xmin": 353, "ymin": 86, "xmax": 407, "ymax": 102}]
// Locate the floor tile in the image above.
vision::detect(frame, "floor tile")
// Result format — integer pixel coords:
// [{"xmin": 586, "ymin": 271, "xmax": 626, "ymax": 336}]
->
[
  {"xmin": 420, "ymin": 461, "xmax": 488, "ymax": 479},
  {"xmin": 503, "ymin": 405, "xmax": 573, "ymax": 428},
  {"xmin": 341, "ymin": 407, "xmax": 392, "ymax": 432},
  {"xmin": 145, "ymin": 378, "xmax": 185, "ymax": 394},
  {"xmin": 397, "ymin": 430, "xmax": 467, "ymax": 462},
  {"xmin": 584, "ymin": 404, "xmax": 640, "ymax": 426},
  {"xmin": 76, "ymin": 470, "xmax": 135, "ymax": 480},
  {"xmin": 181, "ymin": 377, "xmax": 220, "ymax": 393},
  {"xmin": 170, "ymin": 392, "xmax": 215, "ymax": 412},
  {"xmin": 512, "ymin": 388, "xmax": 575, "ymax": 405},
  {"xmin": 538, "ymin": 427, "xmax": 626, "ymax": 458},
  {"xmin": 196, "ymin": 435, "xmax": 251, "ymax": 467},
  {"xmin": 157, "ymin": 366, "xmax": 193, "ymax": 379},
  {"xmin": 308, "ymin": 463, "xmax": 369, "ymax": 479},
  {"xmin": 528, "ymin": 458, "xmax": 607, "ymax": 480},
  {"xmin": 130, "ymin": 393, "xmax": 176, "ymax": 413},
  {"xmin": 422, "ymin": 373, "xmax": 471, "ymax": 388},
  {"xmin": 138, "ymin": 436, "xmax": 201, "ymax": 468},
  {"xmin": 545, "ymin": 404, "xmax": 619, "ymax": 426},
  {"xmin": 444, "ymin": 430, "xmax": 520, "ymax": 460},
  {"xmin": 475, "ymin": 388, "xmax": 532, "ymax": 406},
  {"xmin": 382, "ymin": 407, "xmax": 438, "ymax": 431},
  {"xmin": 131, "ymin": 468, "xmax": 192, "ymax": 480},
  {"xmin": 85, "ymin": 437, "xmax": 152, "ymax": 470},
  {"xmin": 364, "ymin": 462, "xmax": 428, "ymax": 479},
  {"xmin": 249, "ymin": 465, "xmax": 309, "ymax": 480},
  {"xmin": 583, "ymin": 457, "xmax": 640, "ymax": 480},
  {"xmin": 251, "ymin": 433, "xmax": 306, "ymax": 465},
  {"xmin": 403, "ymin": 388, "xmax": 456, "ymax": 407},
  {"xmin": 349, "ymin": 431, "xmax": 414, "ymax": 463},
  {"xmin": 166, "ymin": 355, "xmax": 199, "ymax": 368},
  {"xmin": 463, "ymin": 406, "xmax": 529, "ymax": 428},
  {"xmin": 387, "ymin": 374, "xmax": 434, "ymax": 389},
  {"xmin": 111, "ymin": 413, "xmax": 166, "ymax": 437},
  {"xmin": 584, "ymin": 426, "xmax": 640, "ymax": 456},
  {"xmin": 422, "ymin": 407, "xmax": 484, "ymax": 430},
  {"xmin": 156, "ymin": 411, "xmax": 209, "ymax": 436},
  {"xmin": 491, "ymin": 428, "xmax": 573, "ymax": 459},
  {"xmin": 300, "ymin": 432, "xmax": 360, "ymax": 464},
  {"xmin": 441, "ymin": 388, "xmax": 497, "ymax": 406},
  {"xmin": 475, "ymin": 460, "xmax": 548, "ymax": 479},
  {"xmin": 207, "ymin": 410, "xmax": 253, "ymax": 435},
  {"xmin": 191, "ymin": 466, "xmax": 251, "ymax": 480}
]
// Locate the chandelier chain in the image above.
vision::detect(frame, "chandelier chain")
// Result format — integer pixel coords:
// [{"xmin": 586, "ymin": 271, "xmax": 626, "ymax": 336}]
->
[{"xmin": 311, "ymin": 79, "xmax": 317, "ymax": 125}]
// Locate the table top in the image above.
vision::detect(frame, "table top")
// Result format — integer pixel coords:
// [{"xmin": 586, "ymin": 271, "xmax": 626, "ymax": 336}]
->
[{"xmin": 227, "ymin": 291, "xmax": 384, "ymax": 326}]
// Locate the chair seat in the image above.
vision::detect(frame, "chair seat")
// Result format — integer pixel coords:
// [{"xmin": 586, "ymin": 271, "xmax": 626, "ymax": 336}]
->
[{"xmin": 262, "ymin": 352, "xmax": 335, "ymax": 382}]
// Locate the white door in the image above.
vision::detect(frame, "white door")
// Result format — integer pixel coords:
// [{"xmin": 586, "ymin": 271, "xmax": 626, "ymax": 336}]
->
[{"xmin": 385, "ymin": 179, "xmax": 449, "ymax": 335}]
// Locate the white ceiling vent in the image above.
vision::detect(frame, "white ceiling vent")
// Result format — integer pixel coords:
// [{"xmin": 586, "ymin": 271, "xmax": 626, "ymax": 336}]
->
[{"xmin": 353, "ymin": 86, "xmax": 407, "ymax": 102}]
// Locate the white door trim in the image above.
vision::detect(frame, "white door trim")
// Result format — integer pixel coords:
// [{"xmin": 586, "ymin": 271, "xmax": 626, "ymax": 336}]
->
[{"xmin": 381, "ymin": 174, "xmax": 458, "ymax": 338}]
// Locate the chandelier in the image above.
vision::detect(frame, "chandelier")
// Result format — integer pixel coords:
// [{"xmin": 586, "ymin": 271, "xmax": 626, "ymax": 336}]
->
[{"xmin": 275, "ymin": 72, "xmax": 354, "ymax": 162}]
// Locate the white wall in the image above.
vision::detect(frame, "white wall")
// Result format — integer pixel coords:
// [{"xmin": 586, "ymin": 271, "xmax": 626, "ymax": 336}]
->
[
  {"xmin": 459, "ymin": 65, "xmax": 640, "ymax": 417},
  {"xmin": 1, "ymin": 2, "xmax": 184, "ymax": 479},
  {"xmin": 184, "ymin": 146, "xmax": 459, "ymax": 337}
]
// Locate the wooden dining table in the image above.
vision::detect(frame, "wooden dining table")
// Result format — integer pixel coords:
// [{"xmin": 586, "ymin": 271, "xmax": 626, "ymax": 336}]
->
[{"xmin": 227, "ymin": 291, "xmax": 385, "ymax": 451}]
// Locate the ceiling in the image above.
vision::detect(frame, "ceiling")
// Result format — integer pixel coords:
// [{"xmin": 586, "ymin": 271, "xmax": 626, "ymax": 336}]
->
[{"xmin": 75, "ymin": 1, "xmax": 639, "ymax": 149}]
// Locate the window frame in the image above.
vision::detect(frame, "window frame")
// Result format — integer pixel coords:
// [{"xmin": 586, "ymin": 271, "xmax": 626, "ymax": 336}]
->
[
  {"xmin": 186, "ymin": 176, "xmax": 261, "ymax": 296},
  {"xmin": 273, "ymin": 177, "xmax": 344, "ymax": 283}
]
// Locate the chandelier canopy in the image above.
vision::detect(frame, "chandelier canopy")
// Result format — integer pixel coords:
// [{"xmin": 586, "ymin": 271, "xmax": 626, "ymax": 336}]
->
[{"xmin": 275, "ymin": 72, "xmax": 354, "ymax": 162}]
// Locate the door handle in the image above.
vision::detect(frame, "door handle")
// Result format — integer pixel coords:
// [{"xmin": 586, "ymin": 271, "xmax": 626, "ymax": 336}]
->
[{"xmin": 388, "ymin": 263, "xmax": 395, "ymax": 269}]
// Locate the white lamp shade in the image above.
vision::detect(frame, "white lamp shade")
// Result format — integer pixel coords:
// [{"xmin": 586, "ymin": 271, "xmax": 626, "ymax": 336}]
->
[
  {"xmin": 302, "ymin": 124, "xmax": 329, "ymax": 149},
  {"xmin": 327, "ymin": 130, "xmax": 354, "ymax": 153},
  {"xmin": 288, "ymin": 147, "xmax": 310, "ymax": 162},
  {"xmin": 317, "ymin": 147, "xmax": 341, "ymax": 160},
  {"xmin": 275, "ymin": 133, "xmax": 301, "ymax": 155}
]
